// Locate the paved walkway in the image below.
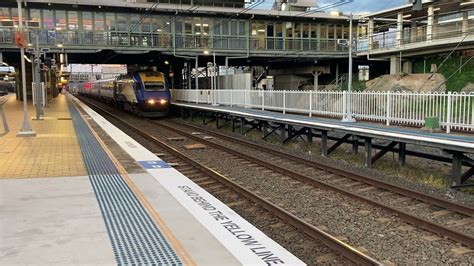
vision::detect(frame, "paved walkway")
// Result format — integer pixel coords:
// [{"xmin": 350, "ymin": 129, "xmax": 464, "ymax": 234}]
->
[{"xmin": 0, "ymin": 93, "xmax": 86, "ymax": 178}]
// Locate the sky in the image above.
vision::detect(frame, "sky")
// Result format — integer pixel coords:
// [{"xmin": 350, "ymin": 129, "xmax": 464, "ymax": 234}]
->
[{"xmin": 257, "ymin": 0, "xmax": 406, "ymax": 14}]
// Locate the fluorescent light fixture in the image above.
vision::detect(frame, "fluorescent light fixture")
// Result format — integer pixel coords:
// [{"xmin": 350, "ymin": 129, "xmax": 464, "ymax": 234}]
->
[
  {"xmin": 157, "ymin": 29, "xmax": 162, "ymax": 32},
  {"xmin": 23, "ymin": 55, "xmax": 32, "ymax": 63},
  {"xmin": 27, "ymin": 43, "xmax": 32, "ymax": 47},
  {"xmin": 202, "ymin": 24, "xmax": 209, "ymax": 27},
  {"xmin": 164, "ymin": 61, "xmax": 169, "ymax": 65},
  {"xmin": 251, "ymin": 30, "xmax": 257, "ymax": 35},
  {"xmin": 57, "ymin": 44, "xmax": 63, "ymax": 48},
  {"xmin": 195, "ymin": 23, "xmax": 201, "ymax": 26},
  {"xmin": 166, "ymin": 21, "xmax": 170, "ymax": 25},
  {"xmin": 203, "ymin": 50, "xmax": 209, "ymax": 55},
  {"xmin": 460, "ymin": 1, "xmax": 474, "ymax": 6},
  {"xmin": 403, "ymin": 14, "xmax": 412, "ymax": 18},
  {"xmin": 257, "ymin": 29, "xmax": 266, "ymax": 32},
  {"xmin": 203, "ymin": 32, "xmax": 208, "ymax": 35}
]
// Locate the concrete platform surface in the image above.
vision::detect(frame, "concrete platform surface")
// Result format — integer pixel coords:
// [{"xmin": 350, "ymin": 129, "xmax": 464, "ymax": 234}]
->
[
  {"xmin": 0, "ymin": 176, "xmax": 115, "ymax": 264},
  {"xmin": 0, "ymin": 93, "xmax": 86, "ymax": 178}
]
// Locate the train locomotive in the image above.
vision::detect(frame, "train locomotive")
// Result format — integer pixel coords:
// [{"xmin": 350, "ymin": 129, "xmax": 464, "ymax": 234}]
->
[{"xmin": 79, "ymin": 71, "xmax": 170, "ymax": 117}]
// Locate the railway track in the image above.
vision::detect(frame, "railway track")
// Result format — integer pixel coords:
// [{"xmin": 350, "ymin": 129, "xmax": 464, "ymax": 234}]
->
[
  {"xmin": 149, "ymin": 119, "xmax": 474, "ymax": 250},
  {"xmin": 77, "ymin": 96, "xmax": 381, "ymax": 265}
]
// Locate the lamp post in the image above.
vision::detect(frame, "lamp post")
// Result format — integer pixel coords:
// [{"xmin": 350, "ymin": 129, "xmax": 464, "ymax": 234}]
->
[
  {"xmin": 342, "ymin": 13, "xmax": 356, "ymax": 123},
  {"xmin": 212, "ymin": 51, "xmax": 219, "ymax": 106},
  {"xmin": 17, "ymin": 0, "xmax": 36, "ymax": 137}
]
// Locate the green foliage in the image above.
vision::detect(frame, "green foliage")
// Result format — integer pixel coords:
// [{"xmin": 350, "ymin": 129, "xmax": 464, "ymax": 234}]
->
[{"xmin": 413, "ymin": 56, "xmax": 474, "ymax": 92}]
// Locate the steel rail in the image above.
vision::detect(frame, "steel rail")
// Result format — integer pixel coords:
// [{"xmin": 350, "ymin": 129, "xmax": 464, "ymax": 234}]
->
[
  {"xmin": 153, "ymin": 120, "xmax": 474, "ymax": 249},
  {"xmin": 169, "ymin": 120, "xmax": 474, "ymax": 217},
  {"xmin": 78, "ymin": 96, "xmax": 381, "ymax": 266}
]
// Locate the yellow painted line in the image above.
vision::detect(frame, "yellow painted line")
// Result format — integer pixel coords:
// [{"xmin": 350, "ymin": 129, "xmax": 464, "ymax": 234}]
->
[{"xmin": 75, "ymin": 101, "xmax": 196, "ymax": 266}]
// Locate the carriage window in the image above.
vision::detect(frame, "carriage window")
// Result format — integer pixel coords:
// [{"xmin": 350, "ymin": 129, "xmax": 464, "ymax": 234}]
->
[{"xmin": 144, "ymin": 82, "xmax": 165, "ymax": 91}]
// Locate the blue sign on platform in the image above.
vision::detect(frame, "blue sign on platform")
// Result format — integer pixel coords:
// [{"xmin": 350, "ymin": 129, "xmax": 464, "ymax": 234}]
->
[{"xmin": 139, "ymin": 160, "xmax": 171, "ymax": 169}]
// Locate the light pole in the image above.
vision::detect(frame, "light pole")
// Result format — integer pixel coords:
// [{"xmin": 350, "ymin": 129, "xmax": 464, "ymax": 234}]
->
[
  {"xmin": 342, "ymin": 13, "xmax": 356, "ymax": 123},
  {"xmin": 33, "ymin": 34, "xmax": 44, "ymax": 120},
  {"xmin": 212, "ymin": 51, "xmax": 219, "ymax": 106},
  {"xmin": 17, "ymin": 0, "xmax": 36, "ymax": 137}
]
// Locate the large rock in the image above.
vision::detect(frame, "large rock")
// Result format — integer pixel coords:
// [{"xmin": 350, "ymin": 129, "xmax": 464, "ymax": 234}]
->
[
  {"xmin": 462, "ymin": 83, "xmax": 474, "ymax": 93},
  {"xmin": 365, "ymin": 74, "xmax": 446, "ymax": 92}
]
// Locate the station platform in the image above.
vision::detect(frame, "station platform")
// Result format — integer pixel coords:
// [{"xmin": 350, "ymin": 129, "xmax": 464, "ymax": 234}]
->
[
  {"xmin": 172, "ymin": 102, "xmax": 474, "ymax": 186},
  {"xmin": 0, "ymin": 94, "xmax": 304, "ymax": 265}
]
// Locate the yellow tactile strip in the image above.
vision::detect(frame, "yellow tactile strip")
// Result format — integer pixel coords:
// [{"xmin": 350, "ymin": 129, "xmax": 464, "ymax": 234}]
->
[{"xmin": 0, "ymin": 94, "xmax": 87, "ymax": 178}]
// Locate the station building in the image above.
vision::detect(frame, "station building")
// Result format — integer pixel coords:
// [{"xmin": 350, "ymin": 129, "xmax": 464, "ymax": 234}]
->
[{"xmin": 0, "ymin": 0, "xmax": 364, "ymax": 93}]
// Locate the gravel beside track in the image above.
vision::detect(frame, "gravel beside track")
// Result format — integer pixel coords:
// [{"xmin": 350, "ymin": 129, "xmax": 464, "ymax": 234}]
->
[
  {"xmin": 163, "ymin": 120, "xmax": 474, "ymax": 238},
  {"xmin": 79, "ymin": 97, "xmax": 474, "ymax": 264}
]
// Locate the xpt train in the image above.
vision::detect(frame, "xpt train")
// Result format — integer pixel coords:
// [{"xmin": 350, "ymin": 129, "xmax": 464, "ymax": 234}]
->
[{"xmin": 79, "ymin": 71, "xmax": 170, "ymax": 117}]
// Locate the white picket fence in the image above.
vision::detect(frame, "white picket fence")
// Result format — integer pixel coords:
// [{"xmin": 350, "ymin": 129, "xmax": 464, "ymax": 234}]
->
[{"xmin": 171, "ymin": 89, "xmax": 474, "ymax": 133}]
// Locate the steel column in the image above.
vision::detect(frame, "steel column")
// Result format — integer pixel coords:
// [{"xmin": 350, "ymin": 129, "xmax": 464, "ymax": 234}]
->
[
  {"xmin": 321, "ymin": 130, "xmax": 328, "ymax": 157},
  {"xmin": 451, "ymin": 152, "xmax": 463, "ymax": 186},
  {"xmin": 352, "ymin": 136, "xmax": 359, "ymax": 155},
  {"xmin": 365, "ymin": 138, "xmax": 372, "ymax": 168},
  {"xmin": 399, "ymin": 142, "xmax": 406, "ymax": 166}
]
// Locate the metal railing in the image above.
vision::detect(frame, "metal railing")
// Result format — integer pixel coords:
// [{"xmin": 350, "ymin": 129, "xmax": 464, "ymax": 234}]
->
[
  {"xmin": 172, "ymin": 89, "xmax": 474, "ymax": 133},
  {"xmin": 357, "ymin": 22, "xmax": 474, "ymax": 52},
  {"xmin": 0, "ymin": 28, "xmax": 348, "ymax": 53}
]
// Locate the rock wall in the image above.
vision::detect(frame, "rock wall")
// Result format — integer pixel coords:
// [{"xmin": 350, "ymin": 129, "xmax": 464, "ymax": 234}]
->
[{"xmin": 365, "ymin": 74, "xmax": 446, "ymax": 92}]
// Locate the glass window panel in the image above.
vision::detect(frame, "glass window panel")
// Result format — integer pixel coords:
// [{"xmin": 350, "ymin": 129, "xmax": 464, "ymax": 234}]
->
[
  {"xmin": 29, "ymin": 9, "xmax": 41, "ymax": 28},
  {"xmin": 194, "ymin": 17, "xmax": 201, "ymax": 34},
  {"xmin": 160, "ymin": 16, "xmax": 171, "ymax": 33},
  {"xmin": 294, "ymin": 23, "xmax": 301, "ymax": 37},
  {"xmin": 267, "ymin": 23, "xmax": 274, "ymax": 37},
  {"xmin": 303, "ymin": 24, "xmax": 309, "ymax": 38},
  {"xmin": 43, "ymin": 9, "xmax": 54, "ymax": 30},
  {"xmin": 275, "ymin": 22, "xmax": 283, "ymax": 37},
  {"xmin": 285, "ymin": 22, "xmax": 293, "ymax": 37},
  {"xmin": 106, "ymin": 13, "xmax": 115, "ymax": 31},
  {"xmin": 142, "ymin": 16, "xmax": 152, "ymax": 32},
  {"xmin": 67, "ymin": 11, "xmax": 78, "ymax": 30},
  {"xmin": 95, "ymin": 12, "xmax": 104, "ymax": 31},
  {"xmin": 11, "ymin": 8, "xmax": 26, "ymax": 25},
  {"xmin": 231, "ymin": 20, "xmax": 237, "ymax": 35},
  {"xmin": 335, "ymin": 24, "xmax": 342, "ymax": 39},
  {"xmin": 117, "ymin": 13, "xmax": 127, "ymax": 31},
  {"xmin": 202, "ymin": 18, "xmax": 210, "ymax": 35},
  {"xmin": 321, "ymin": 24, "xmax": 327, "ymax": 38},
  {"xmin": 55, "ymin": 10, "xmax": 66, "ymax": 30},
  {"xmin": 238, "ymin": 21, "xmax": 245, "ymax": 35},
  {"xmin": 222, "ymin": 20, "xmax": 228, "ymax": 35},
  {"xmin": 0, "ymin": 8, "xmax": 9, "ymax": 21},
  {"xmin": 151, "ymin": 17, "xmax": 161, "ymax": 32},
  {"xmin": 251, "ymin": 22, "xmax": 257, "ymax": 36},
  {"xmin": 130, "ymin": 14, "xmax": 140, "ymax": 32},
  {"xmin": 328, "ymin": 24, "xmax": 335, "ymax": 39},
  {"xmin": 82, "ymin": 11, "xmax": 93, "ymax": 31},
  {"xmin": 214, "ymin": 19, "xmax": 220, "ymax": 35},
  {"xmin": 184, "ymin": 18, "xmax": 192, "ymax": 34},
  {"xmin": 310, "ymin": 24, "xmax": 317, "ymax": 38},
  {"xmin": 154, "ymin": 16, "xmax": 170, "ymax": 33}
]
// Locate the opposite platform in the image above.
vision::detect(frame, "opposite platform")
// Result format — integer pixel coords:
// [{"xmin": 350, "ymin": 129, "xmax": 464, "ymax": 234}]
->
[
  {"xmin": 172, "ymin": 102, "xmax": 474, "ymax": 152},
  {"xmin": 0, "ymin": 93, "xmax": 86, "ymax": 178}
]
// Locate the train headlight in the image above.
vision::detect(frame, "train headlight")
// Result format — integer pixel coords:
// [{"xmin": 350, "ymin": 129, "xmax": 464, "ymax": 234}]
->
[
  {"xmin": 147, "ymin": 99, "xmax": 156, "ymax": 105},
  {"xmin": 159, "ymin": 99, "xmax": 168, "ymax": 105}
]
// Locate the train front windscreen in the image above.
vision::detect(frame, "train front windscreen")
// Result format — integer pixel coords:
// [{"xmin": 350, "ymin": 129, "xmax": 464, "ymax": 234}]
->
[{"xmin": 144, "ymin": 82, "xmax": 165, "ymax": 91}]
